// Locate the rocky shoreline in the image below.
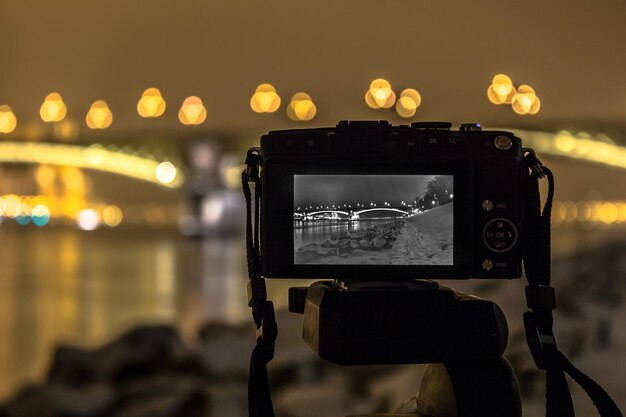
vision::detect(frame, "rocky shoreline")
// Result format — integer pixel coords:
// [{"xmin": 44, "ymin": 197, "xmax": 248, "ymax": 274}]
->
[{"xmin": 295, "ymin": 220, "xmax": 405, "ymax": 264}]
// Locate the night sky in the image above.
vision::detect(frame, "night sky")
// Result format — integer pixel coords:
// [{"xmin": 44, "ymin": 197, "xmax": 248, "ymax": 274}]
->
[{"xmin": 294, "ymin": 175, "xmax": 444, "ymax": 209}]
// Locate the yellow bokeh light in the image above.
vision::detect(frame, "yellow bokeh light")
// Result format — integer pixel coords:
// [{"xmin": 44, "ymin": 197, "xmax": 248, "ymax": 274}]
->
[
  {"xmin": 511, "ymin": 93, "xmax": 533, "ymax": 115},
  {"xmin": 102, "ymin": 205, "xmax": 123, "ymax": 227},
  {"xmin": 86, "ymin": 100, "xmax": 113, "ymax": 129},
  {"xmin": 178, "ymin": 96, "xmax": 207, "ymax": 125},
  {"xmin": 552, "ymin": 201, "xmax": 566, "ymax": 223},
  {"xmin": 554, "ymin": 133, "xmax": 577, "ymax": 153},
  {"xmin": 488, "ymin": 74, "xmax": 515, "ymax": 105},
  {"xmin": 512, "ymin": 84, "xmax": 539, "ymax": 116},
  {"xmin": 223, "ymin": 166, "xmax": 243, "ymax": 189},
  {"xmin": 492, "ymin": 74, "xmax": 512, "ymax": 86},
  {"xmin": 400, "ymin": 89, "xmax": 421, "ymax": 107},
  {"xmin": 287, "ymin": 92, "xmax": 316, "ymax": 121},
  {"xmin": 250, "ymin": 83, "xmax": 281, "ymax": 113},
  {"xmin": 3, "ymin": 194, "xmax": 23, "ymax": 218},
  {"xmin": 487, "ymin": 84, "xmax": 516, "ymax": 105},
  {"xmin": 573, "ymin": 200, "xmax": 601, "ymax": 221},
  {"xmin": 380, "ymin": 90, "xmax": 396, "ymax": 109},
  {"xmin": 40, "ymin": 92, "xmax": 67, "ymax": 123},
  {"xmin": 598, "ymin": 202, "xmax": 618, "ymax": 224},
  {"xmin": 255, "ymin": 83, "xmax": 276, "ymax": 94},
  {"xmin": 368, "ymin": 78, "xmax": 395, "ymax": 108},
  {"xmin": 528, "ymin": 97, "xmax": 541, "ymax": 115},
  {"xmin": 563, "ymin": 201, "xmax": 578, "ymax": 223},
  {"xmin": 517, "ymin": 84, "xmax": 536, "ymax": 97},
  {"xmin": 365, "ymin": 90, "xmax": 380, "ymax": 109},
  {"xmin": 396, "ymin": 89, "xmax": 421, "ymax": 118},
  {"xmin": 0, "ymin": 105, "xmax": 17, "ymax": 134},
  {"xmin": 137, "ymin": 88, "xmax": 166, "ymax": 118},
  {"xmin": 618, "ymin": 202, "xmax": 626, "ymax": 223}
]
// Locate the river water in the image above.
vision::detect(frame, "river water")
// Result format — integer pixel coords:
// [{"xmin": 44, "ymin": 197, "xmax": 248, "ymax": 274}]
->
[{"xmin": 293, "ymin": 219, "xmax": 396, "ymax": 249}]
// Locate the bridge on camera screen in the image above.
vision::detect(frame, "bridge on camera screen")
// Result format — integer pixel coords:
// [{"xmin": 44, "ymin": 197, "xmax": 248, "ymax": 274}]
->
[{"xmin": 293, "ymin": 207, "xmax": 418, "ymax": 221}]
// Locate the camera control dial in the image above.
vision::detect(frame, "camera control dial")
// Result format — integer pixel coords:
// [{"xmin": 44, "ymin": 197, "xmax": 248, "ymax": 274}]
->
[{"xmin": 483, "ymin": 218, "xmax": 518, "ymax": 253}]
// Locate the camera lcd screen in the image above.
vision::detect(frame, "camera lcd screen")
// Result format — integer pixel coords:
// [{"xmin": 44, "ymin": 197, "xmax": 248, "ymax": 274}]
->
[{"xmin": 294, "ymin": 175, "xmax": 454, "ymax": 265}]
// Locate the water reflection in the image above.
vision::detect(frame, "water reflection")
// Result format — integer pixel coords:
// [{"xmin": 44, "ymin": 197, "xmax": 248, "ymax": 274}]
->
[
  {"xmin": 294, "ymin": 219, "xmax": 392, "ymax": 248},
  {"xmin": 0, "ymin": 228, "xmax": 250, "ymax": 400}
]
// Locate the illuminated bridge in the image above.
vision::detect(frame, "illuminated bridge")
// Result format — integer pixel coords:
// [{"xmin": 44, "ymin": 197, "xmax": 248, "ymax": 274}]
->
[{"xmin": 294, "ymin": 207, "xmax": 415, "ymax": 221}]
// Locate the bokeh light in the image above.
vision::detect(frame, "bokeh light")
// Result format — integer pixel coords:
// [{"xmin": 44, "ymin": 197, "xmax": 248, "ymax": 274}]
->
[
  {"xmin": 0, "ymin": 195, "xmax": 52, "ymax": 226},
  {"xmin": 137, "ymin": 88, "xmax": 166, "ymax": 118},
  {"xmin": 102, "ymin": 205, "xmax": 123, "ymax": 227},
  {"xmin": 86, "ymin": 100, "xmax": 113, "ymax": 129},
  {"xmin": 40, "ymin": 92, "xmax": 67, "ymax": 122},
  {"xmin": 487, "ymin": 75, "xmax": 540, "ymax": 115},
  {"xmin": 0, "ymin": 105, "xmax": 17, "ymax": 134},
  {"xmin": 551, "ymin": 200, "xmax": 626, "ymax": 226},
  {"xmin": 366, "ymin": 78, "xmax": 396, "ymax": 109},
  {"xmin": 487, "ymin": 74, "xmax": 516, "ymax": 105},
  {"xmin": 395, "ymin": 88, "xmax": 421, "ymax": 118},
  {"xmin": 178, "ymin": 96, "xmax": 207, "ymax": 125},
  {"xmin": 512, "ymin": 85, "xmax": 539, "ymax": 115},
  {"xmin": 31, "ymin": 204, "xmax": 51, "ymax": 226},
  {"xmin": 250, "ymin": 83, "xmax": 281, "ymax": 113},
  {"xmin": 287, "ymin": 93, "xmax": 316, "ymax": 121},
  {"xmin": 155, "ymin": 161, "xmax": 177, "ymax": 184},
  {"xmin": 77, "ymin": 209, "xmax": 100, "ymax": 231}
]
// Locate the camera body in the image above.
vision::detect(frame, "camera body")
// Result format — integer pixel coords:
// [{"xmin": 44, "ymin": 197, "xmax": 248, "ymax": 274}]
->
[{"xmin": 260, "ymin": 120, "xmax": 524, "ymax": 280}]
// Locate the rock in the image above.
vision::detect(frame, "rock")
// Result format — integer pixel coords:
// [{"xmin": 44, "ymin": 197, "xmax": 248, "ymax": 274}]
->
[
  {"xmin": 295, "ymin": 250, "xmax": 320, "ymax": 263},
  {"xmin": 198, "ymin": 322, "xmax": 255, "ymax": 377},
  {"xmin": 298, "ymin": 243, "xmax": 320, "ymax": 251},
  {"xmin": 337, "ymin": 246, "xmax": 352, "ymax": 254},
  {"xmin": 350, "ymin": 229, "xmax": 367, "ymax": 239},
  {"xmin": 315, "ymin": 248, "xmax": 335, "ymax": 256},
  {"xmin": 1, "ymin": 384, "xmax": 116, "ymax": 417},
  {"xmin": 321, "ymin": 240, "xmax": 332, "ymax": 248},
  {"xmin": 373, "ymin": 237, "xmax": 388, "ymax": 249},
  {"xmin": 358, "ymin": 240, "xmax": 371, "ymax": 249},
  {"xmin": 47, "ymin": 347, "xmax": 94, "ymax": 386},
  {"xmin": 48, "ymin": 326, "xmax": 190, "ymax": 385},
  {"xmin": 112, "ymin": 388, "xmax": 207, "ymax": 417},
  {"xmin": 330, "ymin": 231, "xmax": 349, "ymax": 241}
]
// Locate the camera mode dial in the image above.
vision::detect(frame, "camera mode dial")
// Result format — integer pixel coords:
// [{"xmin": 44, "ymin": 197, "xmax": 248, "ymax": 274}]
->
[{"xmin": 482, "ymin": 218, "xmax": 518, "ymax": 253}]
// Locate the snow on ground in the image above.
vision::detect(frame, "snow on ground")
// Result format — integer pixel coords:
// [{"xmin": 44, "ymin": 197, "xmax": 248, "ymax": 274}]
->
[{"xmin": 399, "ymin": 202, "xmax": 453, "ymax": 265}]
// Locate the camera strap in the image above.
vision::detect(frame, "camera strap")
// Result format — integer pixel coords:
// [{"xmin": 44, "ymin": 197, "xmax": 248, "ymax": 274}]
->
[
  {"xmin": 522, "ymin": 150, "xmax": 622, "ymax": 417},
  {"xmin": 242, "ymin": 147, "xmax": 277, "ymax": 417}
]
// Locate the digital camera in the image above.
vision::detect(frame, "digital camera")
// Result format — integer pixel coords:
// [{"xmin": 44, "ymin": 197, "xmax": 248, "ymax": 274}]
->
[{"xmin": 260, "ymin": 120, "xmax": 524, "ymax": 280}]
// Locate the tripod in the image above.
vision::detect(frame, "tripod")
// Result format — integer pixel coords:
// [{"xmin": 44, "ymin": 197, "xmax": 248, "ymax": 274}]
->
[{"xmin": 289, "ymin": 280, "xmax": 521, "ymax": 417}]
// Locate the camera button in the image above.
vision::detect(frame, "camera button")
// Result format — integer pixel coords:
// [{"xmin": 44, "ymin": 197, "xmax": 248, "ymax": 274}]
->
[
  {"xmin": 284, "ymin": 138, "xmax": 295, "ymax": 148},
  {"xmin": 482, "ymin": 200, "xmax": 494, "ymax": 211},
  {"xmin": 482, "ymin": 259, "xmax": 494, "ymax": 271},
  {"xmin": 494, "ymin": 135, "xmax": 513, "ymax": 150},
  {"xmin": 426, "ymin": 137, "xmax": 442, "ymax": 146},
  {"xmin": 483, "ymin": 217, "xmax": 518, "ymax": 253},
  {"xmin": 460, "ymin": 123, "xmax": 482, "ymax": 132},
  {"xmin": 446, "ymin": 136, "xmax": 464, "ymax": 146}
]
